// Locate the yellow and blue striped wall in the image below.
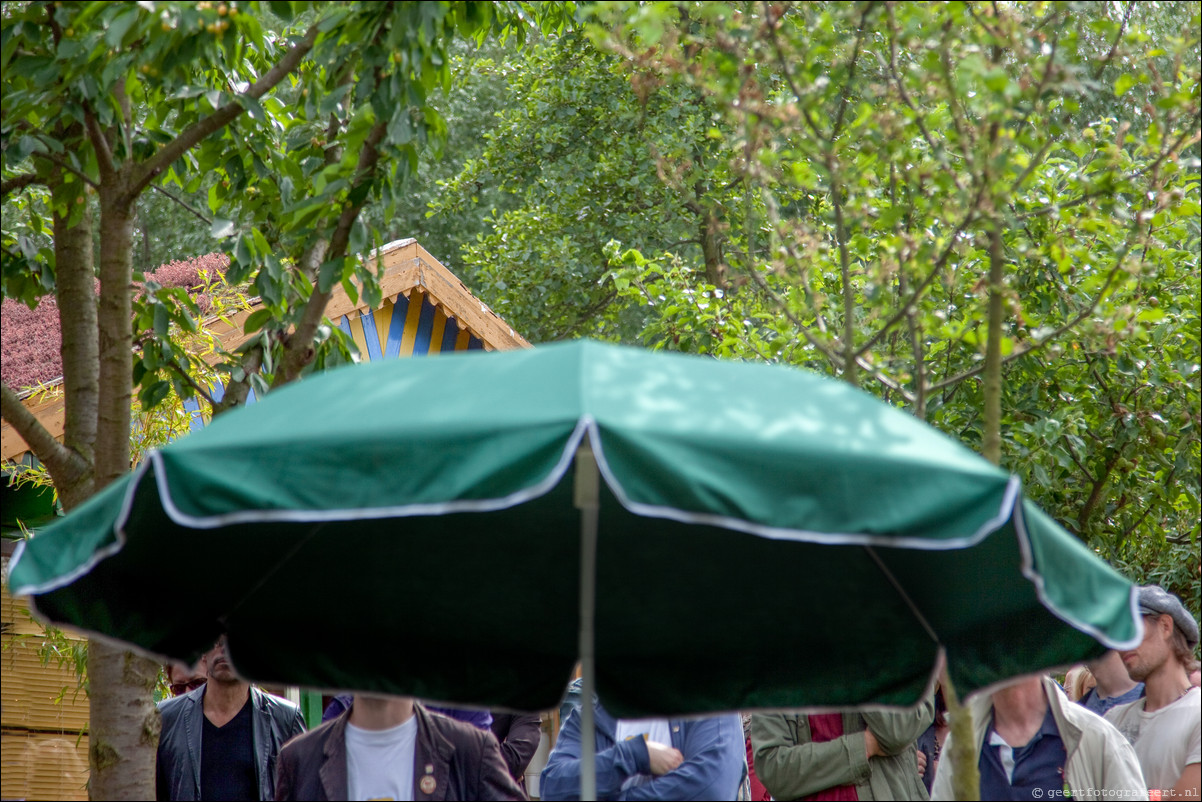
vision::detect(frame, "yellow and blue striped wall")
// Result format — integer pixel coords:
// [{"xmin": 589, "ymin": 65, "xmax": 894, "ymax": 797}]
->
[
  {"xmin": 181, "ymin": 288, "xmax": 483, "ymax": 431},
  {"xmin": 337, "ymin": 287, "xmax": 484, "ymax": 360}
]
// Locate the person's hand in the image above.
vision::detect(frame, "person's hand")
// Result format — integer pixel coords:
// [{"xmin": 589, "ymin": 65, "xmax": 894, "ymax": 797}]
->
[
  {"xmin": 916, "ymin": 749, "xmax": 927, "ymax": 777},
  {"xmin": 864, "ymin": 729, "xmax": 883, "ymax": 759},
  {"xmin": 646, "ymin": 741, "xmax": 684, "ymax": 775}
]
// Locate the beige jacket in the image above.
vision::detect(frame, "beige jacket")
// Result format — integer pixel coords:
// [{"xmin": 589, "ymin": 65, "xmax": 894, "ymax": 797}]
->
[{"xmin": 931, "ymin": 676, "xmax": 1147, "ymax": 800}]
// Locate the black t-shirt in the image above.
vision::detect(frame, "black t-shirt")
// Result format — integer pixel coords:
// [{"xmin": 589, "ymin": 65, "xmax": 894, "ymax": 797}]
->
[{"xmin": 201, "ymin": 697, "xmax": 257, "ymax": 801}]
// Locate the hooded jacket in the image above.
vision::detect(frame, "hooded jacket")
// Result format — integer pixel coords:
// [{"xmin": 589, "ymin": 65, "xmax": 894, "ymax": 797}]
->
[{"xmin": 156, "ymin": 684, "xmax": 306, "ymax": 801}]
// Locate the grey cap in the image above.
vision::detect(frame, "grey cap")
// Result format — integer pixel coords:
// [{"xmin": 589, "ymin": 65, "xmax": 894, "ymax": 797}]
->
[{"xmin": 1138, "ymin": 585, "xmax": 1199, "ymax": 649}]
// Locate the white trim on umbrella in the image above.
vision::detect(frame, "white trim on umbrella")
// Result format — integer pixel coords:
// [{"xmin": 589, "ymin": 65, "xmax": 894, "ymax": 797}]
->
[
  {"xmin": 1011, "ymin": 498, "xmax": 1144, "ymax": 652},
  {"xmin": 142, "ymin": 416, "xmax": 1021, "ymax": 551},
  {"xmin": 587, "ymin": 422, "xmax": 1023, "ymax": 552},
  {"xmin": 8, "ymin": 457, "xmax": 155, "ymax": 597}
]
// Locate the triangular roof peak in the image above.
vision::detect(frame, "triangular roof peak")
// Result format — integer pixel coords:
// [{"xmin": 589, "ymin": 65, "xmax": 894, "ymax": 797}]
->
[{"xmin": 1, "ymin": 242, "xmax": 528, "ymax": 463}]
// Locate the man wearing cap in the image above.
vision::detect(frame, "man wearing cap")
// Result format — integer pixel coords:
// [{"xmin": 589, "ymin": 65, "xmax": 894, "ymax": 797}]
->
[{"xmin": 1106, "ymin": 584, "xmax": 1201, "ymax": 801}]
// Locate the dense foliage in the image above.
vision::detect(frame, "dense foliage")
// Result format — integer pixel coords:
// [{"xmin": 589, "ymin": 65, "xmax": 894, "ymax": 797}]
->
[
  {"xmin": 1, "ymin": 2, "xmax": 569, "ymax": 796},
  {"xmin": 1, "ymin": 2, "xmax": 1198, "ymax": 797},
  {"xmin": 435, "ymin": 2, "xmax": 1201, "ymax": 620}
]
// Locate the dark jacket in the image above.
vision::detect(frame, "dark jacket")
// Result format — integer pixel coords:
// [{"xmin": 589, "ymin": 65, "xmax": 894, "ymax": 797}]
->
[
  {"xmin": 275, "ymin": 702, "xmax": 527, "ymax": 801},
  {"xmin": 490, "ymin": 712, "xmax": 544, "ymax": 782},
  {"xmin": 156, "ymin": 684, "xmax": 306, "ymax": 801}
]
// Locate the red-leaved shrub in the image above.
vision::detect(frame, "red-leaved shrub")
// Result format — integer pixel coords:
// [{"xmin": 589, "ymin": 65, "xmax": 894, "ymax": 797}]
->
[{"xmin": 1, "ymin": 253, "xmax": 230, "ymax": 391}]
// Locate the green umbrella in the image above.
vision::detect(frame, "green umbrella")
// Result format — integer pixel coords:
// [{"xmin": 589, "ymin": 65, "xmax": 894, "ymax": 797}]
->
[{"xmin": 9, "ymin": 341, "xmax": 1137, "ymax": 794}]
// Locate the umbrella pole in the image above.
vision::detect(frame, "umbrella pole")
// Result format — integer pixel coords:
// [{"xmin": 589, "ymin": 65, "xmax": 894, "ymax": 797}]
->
[{"xmin": 575, "ymin": 438, "xmax": 600, "ymax": 802}]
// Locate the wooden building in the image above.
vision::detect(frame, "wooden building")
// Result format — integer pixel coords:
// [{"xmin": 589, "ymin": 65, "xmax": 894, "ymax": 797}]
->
[{"xmin": 1, "ymin": 240, "xmax": 539, "ymax": 799}]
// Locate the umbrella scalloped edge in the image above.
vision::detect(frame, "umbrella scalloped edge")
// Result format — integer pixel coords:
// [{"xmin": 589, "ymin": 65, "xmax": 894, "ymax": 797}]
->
[{"xmin": 9, "ymin": 416, "xmax": 1140, "ymax": 655}]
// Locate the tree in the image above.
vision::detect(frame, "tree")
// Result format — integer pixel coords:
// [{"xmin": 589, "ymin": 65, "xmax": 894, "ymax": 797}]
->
[
  {"xmin": 433, "ymin": 31, "xmax": 742, "ymax": 342},
  {"xmin": 594, "ymin": 0, "xmax": 1201, "ymax": 613},
  {"xmin": 437, "ymin": 1, "xmax": 1200, "ymax": 631},
  {"xmin": 443, "ymin": 7, "xmax": 1197, "ymax": 796},
  {"xmin": 1, "ymin": 2, "xmax": 569, "ymax": 796}
]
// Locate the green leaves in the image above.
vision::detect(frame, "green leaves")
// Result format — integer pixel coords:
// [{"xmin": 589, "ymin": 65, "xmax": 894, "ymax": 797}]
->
[{"xmin": 441, "ymin": 2, "xmax": 1199, "ymax": 615}]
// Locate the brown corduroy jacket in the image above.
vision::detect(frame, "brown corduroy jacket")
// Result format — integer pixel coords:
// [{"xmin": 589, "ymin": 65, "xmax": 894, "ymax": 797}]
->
[{"xmin": 274, "ymin": 702, "xmax": 525, "ymax": 801}]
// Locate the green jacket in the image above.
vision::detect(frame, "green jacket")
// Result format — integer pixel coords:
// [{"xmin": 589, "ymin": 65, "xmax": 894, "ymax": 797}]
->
[{"xmin": 750, "ymin": 697, "xmax": 933, "ymax": 801}]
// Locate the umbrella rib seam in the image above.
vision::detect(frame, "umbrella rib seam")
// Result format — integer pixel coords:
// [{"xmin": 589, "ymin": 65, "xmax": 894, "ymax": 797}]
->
[{"xmin": 862, "ymin": 545, "xmax": 940, "ymax": 644}]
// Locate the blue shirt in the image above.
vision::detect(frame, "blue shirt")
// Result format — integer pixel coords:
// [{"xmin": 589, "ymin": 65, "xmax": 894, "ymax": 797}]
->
[
  {"xmin": 1078, "ymin": 683, "xmax": 1144, "ymax": 716},
  {"xmin": 541, "ymin": 698, "xmax": 746, "ymax": 800},
  {"xmin": 979, "ymin": 707, "xmax": 1067, "ymax": 801}
]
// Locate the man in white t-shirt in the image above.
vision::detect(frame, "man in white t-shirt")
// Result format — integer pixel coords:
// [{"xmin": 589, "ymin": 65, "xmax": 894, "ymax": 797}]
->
[
  {"xmin": 1106, "ymin": 584, "xmax": 1201, "ymax": 800},
  {"xmin": 276, "ymin": 694, "xmax": 524, "ymax": 800}
]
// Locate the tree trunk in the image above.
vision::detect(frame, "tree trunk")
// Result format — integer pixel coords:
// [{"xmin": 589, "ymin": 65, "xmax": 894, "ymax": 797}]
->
[
  {"xmin": 89, "ymin": 177, "xmax": 162, "ymax": 801},
  {"xmin": 982, "ymin": 226, "xmax": 1005, "ymax": 467},
  {"xmin": 94, "ymin": 181, "xmax": 135, "ymax": 489},
  {"xmin": 55, "ymin": 195, "xmax": 98, "ymax": 508},
  {"xmin": 699, "ymin": 207, "xmax": 726, "ymax": 289},
  {"xmin": 831, "ymin": 173, "xmax": 857, "ymax": 388},
  {"xmin": 87, "ymin": 639, "xmax": 161, "ymax": 800}
]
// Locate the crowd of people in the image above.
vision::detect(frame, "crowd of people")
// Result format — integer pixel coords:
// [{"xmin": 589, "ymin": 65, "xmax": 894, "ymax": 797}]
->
[{"xmin": 153, "ymin": 583, "xmax": 1200, "ymax": 801}]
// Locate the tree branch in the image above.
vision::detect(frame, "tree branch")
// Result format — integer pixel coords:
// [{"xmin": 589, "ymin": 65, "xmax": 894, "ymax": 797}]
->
[
  {"xmin": 927, "ymin": 239, "xmax": 1134, "ymax": 394},
  {"xmin": 881, "ymin": 7, "xmax": 964, "ymax": 194},
  {"xmin": 159, "ymin": 355, "xmax": 218, "ymax": 408},
  {"xmin": 1, "ymin": 172, "xmax": 40, "ymax": 197},
  {"xmin": 745, "ymin": 266, "xmax": 840, "ymax": 364},
  {"xmin": 33, "ymin": 151, "xmax": 100, "ymax": 189},
  {"xmin": 938, "ymin": 20, "xmax": 975, "ymax": 166},
  {"xmin": 1020, "ymin": 123, "xmax": 1201, "ymax": 219},
  {"xmin": 213, "ymin": 340, "xmax": 264, "ymax": 417},
  {"xmin": 744, "ymin": 265, "xmax": 915, "ymax": 402},
  {"xmin": 1, "ymin": 381, "xmax": 91, "ymax": 489},
  {"xmin": 150, "ymin": 183, "xmax": 211, "ymax": 226},
  {"xmin": 830, "ymin": 2, "xmax": 876, "ymax": 139},
  {"xmin": 1014, "ymin": 23, "xmax": 1061, "ymax": 136},
  {"xmin": 131, "ymin": 22, "xmax": 323, "ymax": 198},
  {"xmin": 1091, "ymin": 1, "xmax": 1134, "ymax": 81},
  {"xmin": 831, "ymin": 169, "xmax": 857, "ymax": 385},
  {"xmin": 1078, "ymin": 445, "xmax": 1122, "ymax": 531},
  {"xmin": 83, "ymin": 103, "xmax": 117, "ymax": 179},
  {"xmin": 566, "ymin": 288, "xmax": 619, "ymax": 336},
  {"xmin": 853, "ymin": 197, "xmax": 982, "ymax": 359},
  {"xmin": 1060, "ymin": 431, "xmax": 1092, "ymax": 477},
  {"xmin": 1165, "ymin": 519, "xmax": 1199, "ymax": 545},
  {"xmin": 762, "ymin": 0, "xmax": 827, "ymax": 142},
  {"xmin": 1117, "ymin": 464, "xmax": 1173, "ymax": 542},
  {"xmin": 273, "ymin": 119, "xmax": 390, "ymax": 388}
]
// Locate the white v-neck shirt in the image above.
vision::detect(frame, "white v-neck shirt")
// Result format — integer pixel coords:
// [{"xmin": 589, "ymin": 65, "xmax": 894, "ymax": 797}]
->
[{"xmin": 346, "ymin": 716, "xmax": 418, "ymax": 801}]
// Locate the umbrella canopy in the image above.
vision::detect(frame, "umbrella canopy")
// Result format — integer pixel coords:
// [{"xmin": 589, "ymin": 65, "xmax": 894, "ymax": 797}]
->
[{"xmin": 9, "ymin": 340, "xmax": 1139, "ymax": 718}]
